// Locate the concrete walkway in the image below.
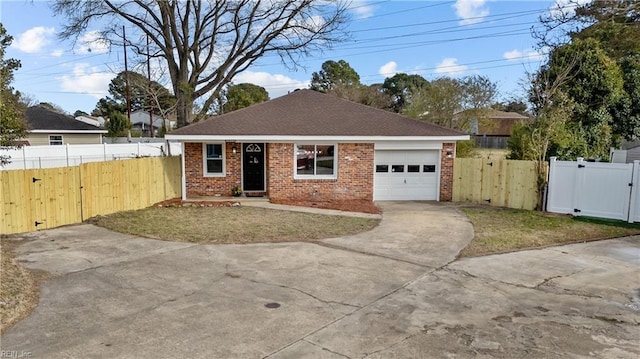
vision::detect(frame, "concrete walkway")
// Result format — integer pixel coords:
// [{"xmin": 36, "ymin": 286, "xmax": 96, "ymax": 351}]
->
[
  {"xmin": 2, "ymin": 202, "xmax": 638, "ymax": 358},
  {"xmin": 242, "ymin": 201, "xmax": 382, "ymax": 219}
]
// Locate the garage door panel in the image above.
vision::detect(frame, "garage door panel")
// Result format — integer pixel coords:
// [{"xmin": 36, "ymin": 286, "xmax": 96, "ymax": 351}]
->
[{"xmin": 374, "ymin": 150, "xmax": 439, "ymax": 201}]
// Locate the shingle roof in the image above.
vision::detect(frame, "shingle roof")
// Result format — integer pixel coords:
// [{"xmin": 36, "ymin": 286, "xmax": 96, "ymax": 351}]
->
[
  {"xmin": 482, "ymin": 110, "xmax": 529, "ymax": 120},
  {"xmin": 26, "ymin": 106, "xmax": 105, "ymax": 131},
  {"xmin": 170, "ymin": 89, "xmax": 464, "ymax": 137}
]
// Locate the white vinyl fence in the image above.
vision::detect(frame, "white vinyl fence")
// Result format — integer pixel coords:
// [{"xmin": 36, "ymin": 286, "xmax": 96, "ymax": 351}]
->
[
  {"xmin": 1, "ymin": 142, "xmax": 182, "ymax": 170},
  {"xmin": 547, "ymin": 157, "xmax": 640, "ymax": 222}
]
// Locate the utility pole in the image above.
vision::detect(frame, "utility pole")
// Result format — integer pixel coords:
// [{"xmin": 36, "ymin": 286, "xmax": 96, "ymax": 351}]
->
[
  {"xmin": 147, "ymin": 35, "xmax": 154, "ymax": 138},
  {"xmin": 123, "ymin": 26, "xmax": 131, "ymax": 123}
]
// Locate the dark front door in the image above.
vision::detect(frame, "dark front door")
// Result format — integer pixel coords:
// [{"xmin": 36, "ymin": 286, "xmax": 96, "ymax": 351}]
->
[{"xmin": 242, "ymin": 143, "xmax": 265, "ymax": 191}]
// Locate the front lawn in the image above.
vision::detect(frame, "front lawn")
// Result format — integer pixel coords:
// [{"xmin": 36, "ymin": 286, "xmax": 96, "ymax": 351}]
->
[
  {"xmin": 459, "ymin": 206, "xmax": 640, "ymax": 257},
  {"xmin": 90, "ymin": 206, "xmax": 380, "ymax": 243}
]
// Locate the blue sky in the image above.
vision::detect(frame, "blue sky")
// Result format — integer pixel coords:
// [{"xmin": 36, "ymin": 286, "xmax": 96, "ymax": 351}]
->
[{"xmin": 1, "ymin": 0, "xmax": 573, "ymax": 115}]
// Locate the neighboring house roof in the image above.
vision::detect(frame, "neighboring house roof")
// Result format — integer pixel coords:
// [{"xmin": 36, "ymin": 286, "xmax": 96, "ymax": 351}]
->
[
  {"xmin": 25, "ymin": 106, "xmax": 107, "ymax": 133},
  {"xmin": 167, "ymin": 89, "xmax": 466, "ymax": 140},
  {"xmin": 481, "ymin": 110, "xmax": 529, "ymax": 120},
  {"xmin": 456, "ymin": 109, "xmax": 529, "ymax": 136}
]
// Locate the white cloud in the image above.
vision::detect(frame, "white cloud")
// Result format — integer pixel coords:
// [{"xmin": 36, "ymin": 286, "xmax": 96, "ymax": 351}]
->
[
  {"xmin": 76, "ymin": 30, "xmax": 110, "ymax": 54},
  {"xmin": 350, "ymin": 1, "xmax": 375, "ymax": 19},
  {"xmin": 503, "ymin": 49, "xmax": 523, "ymax": 60},
  {"xmin": 12, "ymin": 26, "xmax": 55, "ymax": 53},
  {"xmin": 50, "ymin": 49, "xmax": 64, "ymax": 57},
  {"xmin": 378, "ymin": 61, "xmax": 398, "ymax": 77},
  {"xmin": 434, "ymin": 58, "xmax": 468, "ymax": 75},
  {"xmin": 503, "ymin": 49, "xmax": 545, "ymax": 61},
  {"xmin": 453, "ymin": 0, "xmax": 489, "ymax": 25},
  {"xmin": 60, "ymin": 64, "xmax": 113, "ymax": 98},
  {"xmin": 233, "ymin": 71, "xmax": 309, "ymax": 98}
]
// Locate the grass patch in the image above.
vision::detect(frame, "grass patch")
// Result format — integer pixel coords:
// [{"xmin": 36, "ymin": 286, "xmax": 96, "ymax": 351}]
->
[
  {"xmin": 459, "ymin": 206, "xmax": 640, "ymax": 257},
  {"xmin": 0, "ymin": 239, "xmax": 47, "ymax": 334},
  {"xmin": 90, "ymin": 206, "xmax": 379, "ymax": 244}
]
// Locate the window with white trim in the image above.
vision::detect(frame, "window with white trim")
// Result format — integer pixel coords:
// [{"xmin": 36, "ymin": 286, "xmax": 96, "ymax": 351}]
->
[
  {"xmin": 203, "ymin": 143, "xmax": 225, "ymax": 176},
  {"xmin": 49, "ymin": 135, "xmax": 63, "ymax": 145},
  {"xmin": 295, "ymin": 144, "xmax": 336, "ymax": 178}
]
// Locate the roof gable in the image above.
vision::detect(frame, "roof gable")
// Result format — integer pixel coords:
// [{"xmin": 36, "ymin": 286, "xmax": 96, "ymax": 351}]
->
[
  {"xmin": 26, "ymin": 106, "xmax": 105, "ymax": 132},
  {"xmin": 170, "ymin": 89, "xmax": 464, "ymax": 138}
]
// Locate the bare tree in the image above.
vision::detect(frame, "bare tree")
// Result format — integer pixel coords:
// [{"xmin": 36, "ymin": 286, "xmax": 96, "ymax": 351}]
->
[{"xmin": 53, "ymin": 0, "xmax": 351, "ymax": 127}]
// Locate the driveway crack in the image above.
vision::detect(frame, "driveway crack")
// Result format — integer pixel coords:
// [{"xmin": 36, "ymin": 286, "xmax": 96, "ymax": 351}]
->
[
  {"xmin": 362, "ymin": 334, "xmax": 415, "ymax": 358},
  {"xmin": 442, "ymin": 267, "xmax": 604, "ymax": 300},
  {"xmin": 302, "ymin": 339, "xmax": 352, "ymax": 359},
  {"xmin": 224, "ymin": 267, "xmax": 361, "ymax": 309}
]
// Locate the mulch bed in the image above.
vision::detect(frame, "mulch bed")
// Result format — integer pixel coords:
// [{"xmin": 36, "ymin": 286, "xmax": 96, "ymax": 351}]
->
[
  {"xmin": 154, "ymin": 198, "xmax": 240, "ymax": 208},
  {"xmin": 154, "ymin": 198, "xmax": 381, "ymax": 214}
]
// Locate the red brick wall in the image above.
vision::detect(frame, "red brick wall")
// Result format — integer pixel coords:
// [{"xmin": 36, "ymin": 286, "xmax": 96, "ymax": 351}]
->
[
  {"xmin": 184, "ymin": 141, "xmax": 452, "ymax": 202},
  {"xmin": 267, "ymin": 143, "xmax": 374, "ymax": 203},
  {"xmin": 184, "ymin": 142, "xmax": 242, "ymax": 197},
  {"xmin": 439, "ymin": 142, "xmax": 456, "ymax": 201}
]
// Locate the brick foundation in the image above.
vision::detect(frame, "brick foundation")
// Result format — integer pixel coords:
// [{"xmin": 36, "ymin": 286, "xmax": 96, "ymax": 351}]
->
[{"xmin": 439, "ymin": 142, "xmax": 456, "ymax": 201}]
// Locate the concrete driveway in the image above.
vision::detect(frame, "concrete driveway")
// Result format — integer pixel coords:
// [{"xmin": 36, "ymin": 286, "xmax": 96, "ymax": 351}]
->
[{"xmin": 2, "ymin": 202, "xmax": 639, "ymax": 358}]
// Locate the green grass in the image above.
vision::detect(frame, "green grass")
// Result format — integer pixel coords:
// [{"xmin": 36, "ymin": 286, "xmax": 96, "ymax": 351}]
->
[
  {"xmin": 90, "ymin": 206, "xmax": 379, "ymax": 244},
  {"xmin": 459, "ymin": 206, "xmax": 640, "ymax": 257}
]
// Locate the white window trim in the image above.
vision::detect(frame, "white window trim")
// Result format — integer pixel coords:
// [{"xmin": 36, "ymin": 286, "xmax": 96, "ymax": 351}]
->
[
  {"xmin": 49, "ymin": 135, "xmax": 63, "ymax": 145},
  {"xmin": 202, "ymin": 142, "xmax": 226, "ymax": 177},
  {"xmin": 293, "ymin": 143, "xmax": 338, "ymax": 180}
]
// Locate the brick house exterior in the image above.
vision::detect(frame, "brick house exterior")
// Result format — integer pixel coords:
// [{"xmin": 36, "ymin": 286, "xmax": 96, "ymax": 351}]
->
[{"xmin": 167, "ymin": 90, "xmax": 467, "ymax": 205}]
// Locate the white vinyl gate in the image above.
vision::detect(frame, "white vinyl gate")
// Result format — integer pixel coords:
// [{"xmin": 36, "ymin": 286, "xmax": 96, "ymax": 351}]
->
[{"xmin": 547, "ymin": 157, "xmax": 640, "ymax": 222}]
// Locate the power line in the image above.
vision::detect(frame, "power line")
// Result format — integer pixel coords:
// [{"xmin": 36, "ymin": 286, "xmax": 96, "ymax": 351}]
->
[
  {"xmin": 351, "ymin": 7, "xmax": 549, "ymax": 33},
  {"xmin": 12, "ymin": 1, "xmax": 560, "ymax": 102},
  {"xmin": 353, "ymin": 1, "xmax": 455, "ymax": 21}
]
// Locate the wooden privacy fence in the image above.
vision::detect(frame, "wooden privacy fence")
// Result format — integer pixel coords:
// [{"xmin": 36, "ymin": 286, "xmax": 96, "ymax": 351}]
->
[
  {"xmin": 1, "ymin": 156, "xmax": 181, "ymax": 235},
  {"xmin": 452, "ymin": 158, "xmax": 539, "ymax": 210}
]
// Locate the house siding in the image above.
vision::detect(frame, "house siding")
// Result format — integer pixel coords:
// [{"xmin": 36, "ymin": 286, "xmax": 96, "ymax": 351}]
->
[
  {"xmin": 184, "ymin": 142, "xmax": 242, "ymax": 197},
  {"xmin": 268, "ymin": 143, "xmax": 374, "ymax": 203},
  {"xmin": 27, "ymin": 133, "xmax": 103, "ymax": 146},
  {"xmin": 439, "ymin": 142, "xmax": 456, "ymax": 201},
  {"xmin": 628, "ymin": 147, "xmax": 640, "ymax": 163}
]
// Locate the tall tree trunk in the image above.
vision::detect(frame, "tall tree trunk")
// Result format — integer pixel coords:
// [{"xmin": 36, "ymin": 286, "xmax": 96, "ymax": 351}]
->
[{"xmin": 175, "ymin": 88, "xmax": 193, "ymax": 127}]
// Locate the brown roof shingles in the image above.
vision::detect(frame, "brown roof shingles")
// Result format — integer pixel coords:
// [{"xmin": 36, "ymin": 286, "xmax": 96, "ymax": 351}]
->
[{"xmin": 170, "ymin": 89, "xmax": 464, "ymax": 137}]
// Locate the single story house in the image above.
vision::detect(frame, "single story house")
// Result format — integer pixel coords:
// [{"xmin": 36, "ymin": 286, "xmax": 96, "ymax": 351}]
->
[
  {"xmin": 455, "ymin": 109, "xmax": 529, "ymax": 149},
  {"xmin": 24, "ymin": 106, "xmax": 107, "ymax": 146},
  {"xmin": 165, "ymin": 89, "xmax": 468, "ymax": 204}
]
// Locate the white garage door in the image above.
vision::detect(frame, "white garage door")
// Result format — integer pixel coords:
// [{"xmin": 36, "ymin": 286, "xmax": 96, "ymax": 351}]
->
[{"xmin": 374, "ymin": 150, "xmax": 439, "ymax": 201}]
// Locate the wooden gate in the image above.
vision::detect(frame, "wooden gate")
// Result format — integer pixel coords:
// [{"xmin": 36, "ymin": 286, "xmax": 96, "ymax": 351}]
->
[{"xmin": 452, "ymin": 158, "xmax": 539, "ymax": 210}]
